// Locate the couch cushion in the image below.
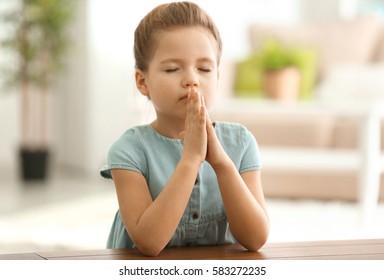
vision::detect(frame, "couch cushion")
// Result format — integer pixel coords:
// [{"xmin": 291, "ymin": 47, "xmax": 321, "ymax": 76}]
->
[
  {"xmin": 248, "ymin": 15, "xmax": 382, "ymax": 81},
  {"xmin": 211, "ymin": 110, "xmax": 335, "ymax": 148},
  {"xmin": 316, "ymin": 63, "xmax": 384, "ymax": 102}
]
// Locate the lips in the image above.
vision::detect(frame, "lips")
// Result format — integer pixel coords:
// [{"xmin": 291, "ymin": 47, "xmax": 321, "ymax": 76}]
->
[{"xmin": 179, "ymin": 94, "xmax": 189, "ymax": 101}]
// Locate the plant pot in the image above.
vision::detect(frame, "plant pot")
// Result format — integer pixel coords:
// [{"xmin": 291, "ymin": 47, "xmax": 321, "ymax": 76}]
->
[
  {"xmin": 262, "ymin": 67, "xmax": 301, "ymax": 100},
  {"xmin": 19, "ymin": 148, "xmax": 49, "ymax": 181}
]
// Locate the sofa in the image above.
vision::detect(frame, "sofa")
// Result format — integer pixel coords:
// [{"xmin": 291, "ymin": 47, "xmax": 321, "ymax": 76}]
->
[{"xmin": 211, "ymin": 15, "xmax": 384, "ymax": 202}]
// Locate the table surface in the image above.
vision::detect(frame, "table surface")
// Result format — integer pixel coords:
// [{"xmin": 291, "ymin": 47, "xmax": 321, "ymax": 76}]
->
[{"xmin": 1, "ymin": 239, "xmax": 384, "ymax": 260}]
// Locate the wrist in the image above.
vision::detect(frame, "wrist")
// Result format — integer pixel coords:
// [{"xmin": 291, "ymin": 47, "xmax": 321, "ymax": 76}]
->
[
  {"xmin": 210, "ymin": 154, "xmax": 233, "ymax": 173},
  {"xmin": 180, "ymin": 153, "xmax": 203, "ymax": 169}
]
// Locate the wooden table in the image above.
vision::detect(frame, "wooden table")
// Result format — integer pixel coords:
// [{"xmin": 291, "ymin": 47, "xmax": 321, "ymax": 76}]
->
[{"xmin": 1, "ymin": 239, "xmax": 384, "ymax": 260}]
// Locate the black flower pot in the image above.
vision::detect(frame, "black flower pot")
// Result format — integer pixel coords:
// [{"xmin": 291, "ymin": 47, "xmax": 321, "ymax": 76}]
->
[{"xmin": 19, "ymin": 148, "xmax": 49, "ymax": 181}]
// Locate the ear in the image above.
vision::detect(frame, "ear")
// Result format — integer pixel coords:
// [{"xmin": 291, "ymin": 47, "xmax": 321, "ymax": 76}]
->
[{"xmin": 135, "ymin": 69, "xmax": 150, "ymax": 98}]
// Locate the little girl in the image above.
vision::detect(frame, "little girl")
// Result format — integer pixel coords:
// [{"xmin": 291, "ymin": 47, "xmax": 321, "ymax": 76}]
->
[{"xmin": 101, "ymin": 1, "xmax": 269, "ymax": 256}]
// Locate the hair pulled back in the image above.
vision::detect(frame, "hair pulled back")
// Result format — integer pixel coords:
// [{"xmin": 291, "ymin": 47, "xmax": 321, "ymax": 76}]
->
[{"xmin": 134, "ymin": 1, "xmax": 222, "ymax": 71}]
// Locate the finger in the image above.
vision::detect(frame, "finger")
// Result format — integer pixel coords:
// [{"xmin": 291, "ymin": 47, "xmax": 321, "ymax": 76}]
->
[
  {"xmin": 179, "ymin": 131, "xmax": 185, "ymax": 140},
  {"xmin": 186, "ymin": 93, "xmax": 195, "ymax": 120},
  {"xmin": 200, "ymin": 102, "xmax": 206, "ymax": 126},
  {"xmin": 201, "ymin": 95, "xmax": 207, "ymax": 111},
  {"xmin": 201, "ymin": 96, "xmax": 212, "ymax": 128},
  {"xmin": 193, "ymin": 89, "xmax": 201, "ymax": 114},
  {"xmin": 187, "ymin": 92, "xmax": 193, "ymax": 111}
]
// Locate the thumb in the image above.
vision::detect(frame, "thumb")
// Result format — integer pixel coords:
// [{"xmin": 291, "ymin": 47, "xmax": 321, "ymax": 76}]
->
[{"xmin": 179, "ymin": 131, "xmax": 186, "ymax": 140}]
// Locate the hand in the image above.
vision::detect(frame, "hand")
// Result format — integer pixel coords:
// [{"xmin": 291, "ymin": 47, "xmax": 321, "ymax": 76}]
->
[
  {"xmin": 179, "ymin": 89, "xmax": 207, "ymax": 164},
  {"xmin": 203, "ymin": 98, "xmax": 229, "ymax": 169}
]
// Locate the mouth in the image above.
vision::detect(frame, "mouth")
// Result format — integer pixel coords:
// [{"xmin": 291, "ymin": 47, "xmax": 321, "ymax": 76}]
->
[{"xmin": 179, "ymin": 94, "xmax": 189, "ymax": 101}]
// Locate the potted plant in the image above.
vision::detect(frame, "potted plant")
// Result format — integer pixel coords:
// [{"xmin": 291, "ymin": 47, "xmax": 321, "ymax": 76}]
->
[
  {"xmin": 259, "ymin": 40, "xmax": 302, "ymax": 100},
  {"xmin": 1, "ymin": 0, "xmax": 74, "ymax": 181}
]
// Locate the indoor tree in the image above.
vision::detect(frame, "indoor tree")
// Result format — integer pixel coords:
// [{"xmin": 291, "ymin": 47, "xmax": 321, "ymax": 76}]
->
[{"xmin": 1, "ymin": 0, "xmax": 75, "ymax": 180}]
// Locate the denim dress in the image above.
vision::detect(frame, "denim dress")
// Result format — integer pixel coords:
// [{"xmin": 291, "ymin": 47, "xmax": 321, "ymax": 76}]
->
[{"xmin": 100, "ymin": 121, "xmax": 262, "ymax": 249}]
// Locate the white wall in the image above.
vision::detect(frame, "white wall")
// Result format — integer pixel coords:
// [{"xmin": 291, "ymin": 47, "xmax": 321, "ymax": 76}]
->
[
  {"xmin": 0, "ymin": 1, "xmax": 19, "ymax": 171},
  {"xmin": 53, "ymin": 0, "xmax": 90, "ymax": 173},
  {"xmin": 0, "ymin": 91, "xmax": 18, "ymax": 171},
  {"xmin": 2, "ymin": 0, "xmax": 361, "ymax": 177}
]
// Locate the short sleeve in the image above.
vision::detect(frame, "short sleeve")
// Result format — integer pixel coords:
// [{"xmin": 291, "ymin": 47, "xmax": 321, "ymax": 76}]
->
[
  {"xmin": 100, "ymin": 129, "xmax": 146, "ymax": 179},
  {"xmin": 239, "ymin": 126, "xmax": 262, "ymax": 173}
]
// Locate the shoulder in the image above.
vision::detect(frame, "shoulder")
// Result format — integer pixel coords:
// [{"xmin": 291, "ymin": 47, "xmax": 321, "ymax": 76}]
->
[
  {"xmin": 214, "ymin": 121, "xmax": 254, "ymax": 145},
  {"xmin": 214, "ymin": 121, "xmax": 261, "ymax": 171},
  {"xmin": 110, "ymin": 125, "xmax": 147, "ymax": 151},
  {"xmin": 100, "ymin": 125, "xmax": 151, "ymax": 178},
  {"xmin": 107, "ymin": 125, "xmax": 153, "ymax": 163},
  {"xmin": 118, "ymin": 125, "xmax": 151, "ymax": 141},
  {"xmin": 214, "ymin": 121, "xmax": 248, "ymax": 132}
]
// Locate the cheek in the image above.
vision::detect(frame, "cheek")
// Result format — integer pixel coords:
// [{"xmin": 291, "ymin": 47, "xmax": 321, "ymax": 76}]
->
[{"xmin": 152, "ymin": 76, "xmax": 174, "ymax": 92}]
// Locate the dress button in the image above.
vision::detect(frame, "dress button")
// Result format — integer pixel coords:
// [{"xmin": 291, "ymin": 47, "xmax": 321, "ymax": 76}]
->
[{"xmin": 192, "ymin": 212, "xmax": 199, "ymax": 220}]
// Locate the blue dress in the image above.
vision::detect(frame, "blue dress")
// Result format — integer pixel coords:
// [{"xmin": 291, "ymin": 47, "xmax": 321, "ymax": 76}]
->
[{"xmin": 100, "ymin": 121, "xmax": 262, "ymax": 248}]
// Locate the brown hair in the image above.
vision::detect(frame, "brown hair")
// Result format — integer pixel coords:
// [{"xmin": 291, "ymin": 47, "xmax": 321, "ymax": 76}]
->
[{"xmin": 134, "ymin": 1, "xmax": 222, "ymax": 71}]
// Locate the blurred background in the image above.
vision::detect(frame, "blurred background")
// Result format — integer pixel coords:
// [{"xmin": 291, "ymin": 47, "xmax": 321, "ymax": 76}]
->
[{"xmin": 1, "ymin": 0, "xmax": 384, "ymax": 254}]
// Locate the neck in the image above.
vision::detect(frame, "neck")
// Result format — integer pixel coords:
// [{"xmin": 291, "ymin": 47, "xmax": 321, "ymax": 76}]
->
[{"xmin": 150, "ymin": 116, "xmax": 185, "ymax": 139}]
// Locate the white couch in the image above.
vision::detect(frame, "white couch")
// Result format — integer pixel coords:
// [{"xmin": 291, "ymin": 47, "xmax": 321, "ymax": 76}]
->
[{"xmin": 211, "ymin": 15, "xmax": 384, "ymax": 202}]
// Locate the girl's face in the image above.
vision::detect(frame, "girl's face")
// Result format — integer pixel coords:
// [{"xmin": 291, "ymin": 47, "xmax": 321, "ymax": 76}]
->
[{"xmin": 136, "ymin": 26, "xmax": 219, "ymax": 121}]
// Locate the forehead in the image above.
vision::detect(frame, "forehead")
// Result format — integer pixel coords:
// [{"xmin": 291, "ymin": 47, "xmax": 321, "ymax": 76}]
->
[{"xmin": 150, "ymin": 26, "xmax": 219, "ymax": 63}]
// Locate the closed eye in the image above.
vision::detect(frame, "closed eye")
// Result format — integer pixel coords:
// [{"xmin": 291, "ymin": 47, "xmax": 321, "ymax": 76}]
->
[
  {"xmin": 165, "ymin": 68, "xmax": 179, "ymax": 73},
  {"xmin": 199, "ymin": 68, "xmax": 211, "ymax": 72}
]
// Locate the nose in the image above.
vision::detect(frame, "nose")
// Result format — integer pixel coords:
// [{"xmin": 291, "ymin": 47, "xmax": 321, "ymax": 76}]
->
[{"xmin": 182, "ymin": 70, "xmax": 199, "ymax": 89}]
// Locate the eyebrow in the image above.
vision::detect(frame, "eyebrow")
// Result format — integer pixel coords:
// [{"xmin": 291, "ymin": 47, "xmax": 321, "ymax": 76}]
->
[{"xmin": 159, "ymin": 58, "xmax": 215, "ymax": 64}]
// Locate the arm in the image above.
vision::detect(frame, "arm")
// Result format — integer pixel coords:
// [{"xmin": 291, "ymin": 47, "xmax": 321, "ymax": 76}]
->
[
  {"xmin": 205, "ymin": 115, "xmax": 270, "ymax": 251},
  {"xmin": 215, "ymin": 165, "xmax": 269, "ymax": 251},
  {"xmin": 111, "ymin": 91, "xmax": 207, "ymax": 256},
  {"xmin": 111, "ymin": 157, "xmax": 200, "ymax": 256}
]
